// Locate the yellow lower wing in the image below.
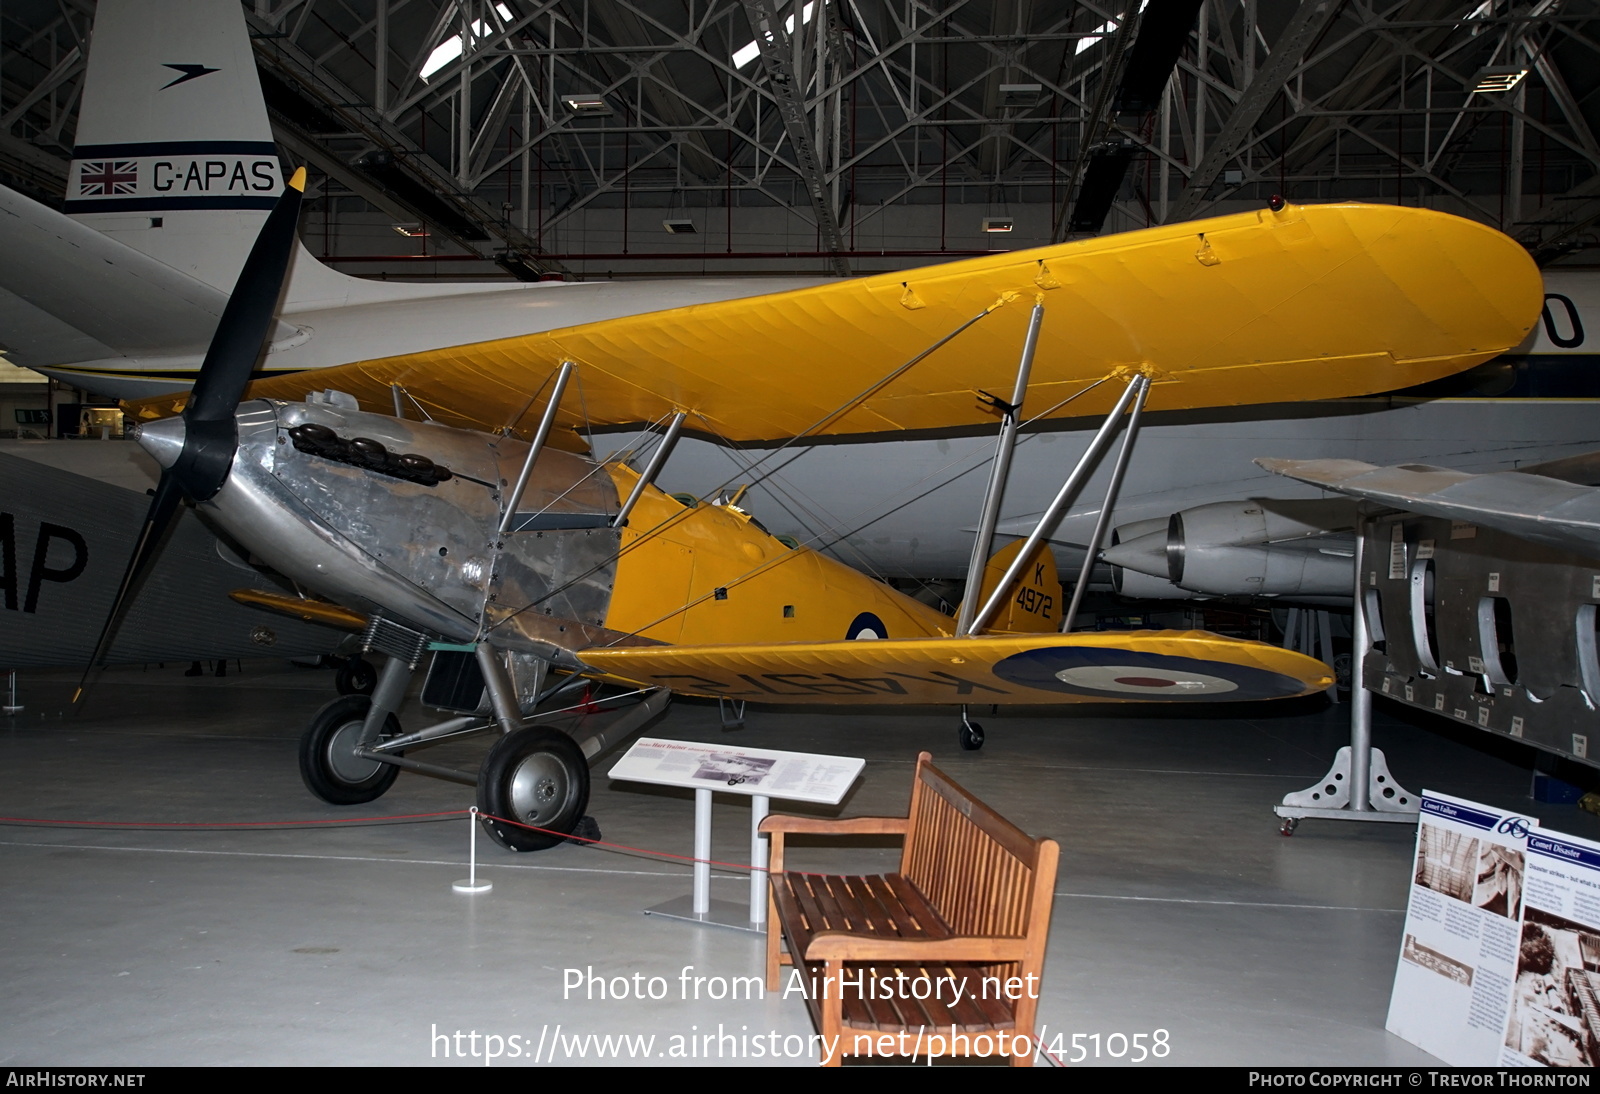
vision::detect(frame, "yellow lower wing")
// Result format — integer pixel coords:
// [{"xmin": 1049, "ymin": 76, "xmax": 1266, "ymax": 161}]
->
[
  {"xmin": 577, "ymin": 630, "xmax": 1332, "ymax": 705},
  {"xmin": 127, "ymin": 203, "xmax": 1538, "ymax": 444}
]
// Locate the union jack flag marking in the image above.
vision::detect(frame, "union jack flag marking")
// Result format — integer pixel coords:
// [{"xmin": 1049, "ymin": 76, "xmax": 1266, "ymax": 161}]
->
[{"xmin": 79, "ymin": 161, "xmax": 139, "ymax": 196}]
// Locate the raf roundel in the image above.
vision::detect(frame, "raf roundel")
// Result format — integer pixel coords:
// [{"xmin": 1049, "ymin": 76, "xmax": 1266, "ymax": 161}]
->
[
  {"xmin": 846, "ymin": 612, "xmax": 888, "ymax": 640},
  {"xmin": 992, "ymin": 646, "xmax": 1311, "ymax": 702}
]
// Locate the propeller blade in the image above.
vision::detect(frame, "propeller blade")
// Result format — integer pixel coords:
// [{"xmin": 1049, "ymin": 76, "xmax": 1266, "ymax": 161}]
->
[
  {"xmin": 75, "ymin": 167, "xmax": 307, "ymax": 703},
  {"xmin": 72, "ymin": 472, "xmax": 184, "ymax": 703},
  {"xmin": 171, "ymin": 165, "xmax": 308, "ymax": 501}
]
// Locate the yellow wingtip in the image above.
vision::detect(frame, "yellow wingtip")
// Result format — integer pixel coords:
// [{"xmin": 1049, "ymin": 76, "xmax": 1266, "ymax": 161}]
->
[{"xmin": 289, "ymin": 166, "xmax": 307, "ymax": 192}]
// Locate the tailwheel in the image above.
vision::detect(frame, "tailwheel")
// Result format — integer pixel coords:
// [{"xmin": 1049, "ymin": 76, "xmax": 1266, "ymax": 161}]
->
[
  {"xmin": 334, "ymin": 655, "xmax": 377, "ymax": 696},
  {"xmin": 958, "ymin": 714, "xmax": 985, "ymax": 751},
  {"xmin": 477, "ymin": 728, "xmax": 590, "ymax": 852},
  {"xmin": 299, "ymin": 694, "xmax": 401, "ymax": 804},
  {"xmin": 1280, "ymin": 817, "xmax": 1300, "ymax": 837}
]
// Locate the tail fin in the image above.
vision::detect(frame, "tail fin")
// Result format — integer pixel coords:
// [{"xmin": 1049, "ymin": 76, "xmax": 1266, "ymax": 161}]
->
[
  {"xmin": 962, "ymin": 539, "xmax": 1062, "ymax": 634},
  {"xmin": 67, "ymin": 0, "xmax": 282, "ymax": 291}
]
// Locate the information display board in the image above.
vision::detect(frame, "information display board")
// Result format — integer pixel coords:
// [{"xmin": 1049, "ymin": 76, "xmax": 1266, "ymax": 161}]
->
[
  {"xmin": 1500, "ymin": 827, "xmax": 1600, "ymax": 1067},
  {"xmin": 607, "ymin": 737, "xmax": 864, "ymax": 805},
  {"xmin": 1385, "ymin": 790, "xmax": 1535, "ymax": 1065}
]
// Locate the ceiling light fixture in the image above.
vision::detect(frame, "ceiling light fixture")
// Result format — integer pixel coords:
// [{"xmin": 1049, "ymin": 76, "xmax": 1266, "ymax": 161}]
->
[
  {"xmin": 999, "ymin": 84, "xmax": 1043, "ymax": 108},
  {"xmin": 733, "ymin": 1, "xmax": 817, "ymax": 67},
  {"xmin": 1472, "ymin": 66, "xmax": 1528, "ymax": 93},
  {"xmin": 561, "ymin": 94, "xmax": 613, "ymax": 115}
]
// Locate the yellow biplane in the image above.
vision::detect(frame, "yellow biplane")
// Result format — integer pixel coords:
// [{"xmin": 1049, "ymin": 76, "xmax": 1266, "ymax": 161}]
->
[{"xmin": 102, "ymin": 170, "xmax": 1540, "ymax": 849}]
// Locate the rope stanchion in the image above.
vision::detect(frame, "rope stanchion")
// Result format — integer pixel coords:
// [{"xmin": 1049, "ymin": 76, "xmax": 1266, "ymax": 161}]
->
[{"xmin": 452, "ymin": 806, "xmax": 493, "ymax": 893}]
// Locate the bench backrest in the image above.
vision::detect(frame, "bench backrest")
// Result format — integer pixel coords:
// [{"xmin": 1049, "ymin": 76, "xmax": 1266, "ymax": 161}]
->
[{"xmin": 900, "ymin": 751, "xmax": 1058, "ymax": 1014}]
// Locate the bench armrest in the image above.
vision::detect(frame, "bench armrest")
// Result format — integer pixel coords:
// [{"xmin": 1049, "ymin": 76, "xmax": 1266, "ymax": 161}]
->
[
  {"xmin": 758, "ymin": 815, "xmax": 908, "ymax": 836},
  {"xmin": 805, "ymin": 932, "xmax": 1029, "ymax": 963}
]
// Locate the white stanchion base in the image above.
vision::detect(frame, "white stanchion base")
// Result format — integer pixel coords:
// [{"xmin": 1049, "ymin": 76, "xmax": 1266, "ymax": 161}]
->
[
  {"xmin": 452, "ymin": 878, "xmax": 493, "ymax": 893},
  {"xmin": 644, "ymin": 894, "xmax": 762, "ymax": 933}
]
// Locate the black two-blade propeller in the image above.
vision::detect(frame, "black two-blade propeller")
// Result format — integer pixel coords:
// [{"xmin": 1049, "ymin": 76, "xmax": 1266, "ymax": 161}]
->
[{"xmin": 74, "ymin": 167, "xmax": 308, "ymax": 702}]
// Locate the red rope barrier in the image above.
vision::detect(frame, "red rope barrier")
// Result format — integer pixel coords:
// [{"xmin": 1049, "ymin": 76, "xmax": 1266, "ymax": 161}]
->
[
  {"xmin": 475, "ymin": 810, "xmax": 779, "ymax": 874},
  {"xmin": 0, "ymin": 809, "xmax": 470, "ymax": 829},
  {"xmin": 0, "ymin": 809, "xmax": 874, "ymax": 879}
]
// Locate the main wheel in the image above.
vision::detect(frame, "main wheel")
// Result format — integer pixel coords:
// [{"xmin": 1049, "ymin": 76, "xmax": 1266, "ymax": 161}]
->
[
  {"xmin": 335, "ymin": 656, "xmax": 377, "ymax": 696},
  {"xmin": 477, "ymin": 728, "xmax": 590, "ymax": 852},
  {"xmin": 299, "ymin": 695, "xmax": 402, "ymax": 804},
  {"xmin": 959, "ymin": 719, "xmax": 985, "ymax": 751}
]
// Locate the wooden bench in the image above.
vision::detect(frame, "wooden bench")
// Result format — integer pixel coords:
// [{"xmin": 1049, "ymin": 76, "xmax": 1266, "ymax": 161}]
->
[{"xmin": 760, "ymin": 751, "xmax": 1059, "ymax": 1066}]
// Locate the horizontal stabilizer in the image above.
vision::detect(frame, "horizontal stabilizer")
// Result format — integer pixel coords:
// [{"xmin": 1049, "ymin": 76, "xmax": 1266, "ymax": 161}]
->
[
  {"xmin": 577, "ymin": 630, "xmax": 1331, "ymax": 705},
  {"xmin": 1257, "ymin": 456, "xmax": 1600, "ymax": 560},
  {"xmin": 0, "ymin": 184, "xmax": 229, "ymax": 365}
]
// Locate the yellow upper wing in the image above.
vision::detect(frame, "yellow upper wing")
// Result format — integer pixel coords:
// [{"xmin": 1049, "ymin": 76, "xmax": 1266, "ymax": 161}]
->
[
  {"xmin": 577, "ymin": 630, "xmax": 1333, "ymax": 705},
  {"xmin": 129, "ymin": 202, "xmax": 1540, "ymax": 445}
]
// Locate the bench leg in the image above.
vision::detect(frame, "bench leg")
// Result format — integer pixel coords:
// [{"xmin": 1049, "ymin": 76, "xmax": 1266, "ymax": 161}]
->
[
  {"xmin": 764, "ymin": 882, "xmax": 791, "ymax": 991},
  {"xmin": 820, "ymin": 959, "xmax": 843, "ymax": 1066}
]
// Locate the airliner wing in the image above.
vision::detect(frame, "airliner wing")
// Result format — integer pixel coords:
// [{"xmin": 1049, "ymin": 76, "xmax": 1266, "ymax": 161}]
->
[
  {"xmin": 576, "ymin": 629, "xmax": 1332, "ymax": 704},
  {"xmin": 0, "ymin": 184, "xmax": 231, "ymax": 365},
  {"xmin": 126, "ymin": 202, "xmax": 1542, "ymax": 447},
  {"xmin": 1258, "ymin": 456, "xmax": 1600, "ymax": 559}
]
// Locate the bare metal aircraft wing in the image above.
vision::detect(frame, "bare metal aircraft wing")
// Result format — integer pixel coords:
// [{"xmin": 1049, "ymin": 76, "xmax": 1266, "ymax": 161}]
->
[{"xmin": 1257, "ymin": 456, "xmax": 1600, "ymax": 560}]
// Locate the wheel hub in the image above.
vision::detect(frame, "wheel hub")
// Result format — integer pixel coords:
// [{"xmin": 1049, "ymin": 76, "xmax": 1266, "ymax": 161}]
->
[
  {"xmin": 510, "ymin": 752, "xmax": 571, "ymax": 826},
  {"xmin": 326, "ymin": 719, "xmax": 384, "ymax": 783}
]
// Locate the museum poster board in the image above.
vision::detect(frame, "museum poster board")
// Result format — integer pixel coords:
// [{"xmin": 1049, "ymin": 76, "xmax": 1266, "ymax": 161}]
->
[
  {"xmin": 1386, "ymin": 790, "xmax": 1534, "ymax": 1065},
  {"xmin": 1499, "ymin": 826, "xmax": 1600, "ymax": 1067},
  {"xmin": 606, "ymin": 737, "xmax": 865, "ymax": 804}
]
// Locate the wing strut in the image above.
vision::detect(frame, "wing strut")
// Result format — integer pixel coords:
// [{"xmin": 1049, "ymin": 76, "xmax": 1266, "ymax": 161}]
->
[
  {"xmin": 612, "ymin": 411, "xmax": 687, "ymax": 529},
  {"xmin": 955, "ymin": 301, "xmax": 1045, "ymax": 636},
  {"xmin": 498, "ymin": 360, "xmax": 575, "ymax": 537},
  {"xmin": 1062, "ymin": 374, "xmax": 1151, "ymax": 632},
  {"xmin": 968, "ymin": 372, "xmax": 1148, "ymax": 635}
]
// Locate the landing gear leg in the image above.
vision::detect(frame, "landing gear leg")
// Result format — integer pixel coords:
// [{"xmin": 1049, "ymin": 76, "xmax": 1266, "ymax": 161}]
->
[{"xmin": 958, "ymin": 706, "xmax": 985, "ymax": 751}]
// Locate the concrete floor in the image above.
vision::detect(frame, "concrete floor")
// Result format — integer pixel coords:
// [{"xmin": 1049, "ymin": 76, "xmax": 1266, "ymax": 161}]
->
[{"xmin": 3, "ymin": 661, "xmax": 1597, "ymax": 1067}]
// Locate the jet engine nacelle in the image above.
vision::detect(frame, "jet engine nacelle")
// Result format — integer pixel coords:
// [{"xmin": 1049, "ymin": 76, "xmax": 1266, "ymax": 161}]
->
[
  {"xmin": 1166, "ymin": 499, "xmax": 1355, "ymax": 596},
  {"xmin": 1173, "ymin": 543, "xmax": 1353, "ymax": 597},
  {"xmin": 1167, "ymin": 498, "xmax": 1358, "ymax": 561},
  {"xmin": 1103, "ymin": 499, "xmax": 1357, "ymax": 599},
  {"xmin": 1111, "ymin": 565, "xmax": 1202, "ymax": 600}
]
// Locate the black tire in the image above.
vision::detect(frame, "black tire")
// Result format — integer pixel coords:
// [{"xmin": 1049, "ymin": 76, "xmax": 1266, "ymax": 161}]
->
[
  {"xmin": 959, "ymin": 720, "xmax": 985, "ymax": 751},
  {"xmin": 299, "ymin": 695, "xmax": 402, "ymax": 804},
  {"xmin": 477, "ymin": 728, "xmax": 590, "ymax": 852},
  {"xmin": 335, "ymin": 656, "xmax": 377, "ymax": 696}
]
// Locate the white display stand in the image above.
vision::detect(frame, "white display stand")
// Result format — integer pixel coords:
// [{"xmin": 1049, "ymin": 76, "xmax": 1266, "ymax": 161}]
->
[{"xmin": 608, "ymin": 737, "xmax": 864, "ymax": 933}]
